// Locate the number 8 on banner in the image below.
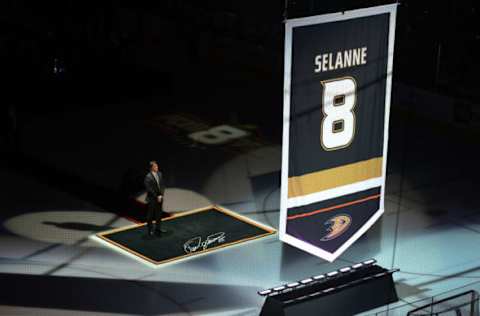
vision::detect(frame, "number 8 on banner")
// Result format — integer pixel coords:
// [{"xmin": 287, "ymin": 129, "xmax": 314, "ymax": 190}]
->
[{"xmin": 320, "ymin": 77, "xmax": 357, "ymax": 150}]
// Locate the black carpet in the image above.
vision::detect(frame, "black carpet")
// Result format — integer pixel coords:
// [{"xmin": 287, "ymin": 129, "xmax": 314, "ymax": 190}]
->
[{"xmin": 97, "ymin": 206, "xmax": 275, "ymax": 265}]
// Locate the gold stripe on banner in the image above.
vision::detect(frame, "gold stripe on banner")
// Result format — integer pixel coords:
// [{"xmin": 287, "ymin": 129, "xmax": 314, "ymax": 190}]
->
[{"xmin": 288, "ymin": 157, "xmax": 383, "ymax": 198}]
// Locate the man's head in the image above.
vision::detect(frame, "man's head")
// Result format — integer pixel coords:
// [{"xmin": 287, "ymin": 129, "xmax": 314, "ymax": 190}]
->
[{"xmin": 149, "ymin": 161, "xmax": 159, "ymax": 173}]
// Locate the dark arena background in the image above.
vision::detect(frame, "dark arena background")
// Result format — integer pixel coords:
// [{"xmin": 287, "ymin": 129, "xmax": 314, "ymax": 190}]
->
[{"xmin": 1, "ymin": 0, "xmax": 480, "ymax": 315}]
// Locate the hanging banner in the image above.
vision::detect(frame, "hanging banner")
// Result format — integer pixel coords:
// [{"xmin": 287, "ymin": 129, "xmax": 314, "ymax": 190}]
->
[{"xmin": 280, "ymin": 4, "xmax": 397, "ymax": 262}]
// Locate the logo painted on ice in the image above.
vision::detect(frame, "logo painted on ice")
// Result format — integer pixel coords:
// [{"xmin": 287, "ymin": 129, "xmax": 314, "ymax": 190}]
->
[
  {"xmin": 320, "ymin": 214, "xmax": 352, "ymax": 241},
  {"xmin": 183, "ymin": 232, "xmax": 226, "ymax": 253}
]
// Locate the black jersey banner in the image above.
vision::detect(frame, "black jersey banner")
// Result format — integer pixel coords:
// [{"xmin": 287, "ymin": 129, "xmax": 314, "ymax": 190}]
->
[{"xmin": 280, "ymin": 4, "xmax": 397, "ymax": 262}]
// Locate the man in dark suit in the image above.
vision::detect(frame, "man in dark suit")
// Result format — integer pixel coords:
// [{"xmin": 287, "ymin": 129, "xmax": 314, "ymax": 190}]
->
[{"xmin": 144, "ymin": 161, "xmax": 167, "ymax": 236}]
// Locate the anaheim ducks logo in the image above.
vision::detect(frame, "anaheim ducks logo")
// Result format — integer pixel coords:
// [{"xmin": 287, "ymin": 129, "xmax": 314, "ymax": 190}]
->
[{"xmin": 320, "ymin": 214, "xmax": 352, "ymax": 241}]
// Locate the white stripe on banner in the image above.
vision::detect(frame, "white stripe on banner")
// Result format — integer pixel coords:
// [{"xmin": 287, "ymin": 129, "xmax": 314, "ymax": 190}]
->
[{"xmin": 286, "ymin": 177, "xmax": 383, "ymax": 209}]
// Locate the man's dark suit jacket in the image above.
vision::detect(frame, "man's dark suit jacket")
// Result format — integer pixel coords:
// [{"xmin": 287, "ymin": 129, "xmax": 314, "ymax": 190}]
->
[{"xmin": 144, "ymin": 171, "xmax": 165, "ymax": 203}]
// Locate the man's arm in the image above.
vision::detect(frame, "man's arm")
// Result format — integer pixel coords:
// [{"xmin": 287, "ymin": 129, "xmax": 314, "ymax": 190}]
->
[{"xmin": 158, "ymin": 172, "xmax": 166, "ymax": 195}]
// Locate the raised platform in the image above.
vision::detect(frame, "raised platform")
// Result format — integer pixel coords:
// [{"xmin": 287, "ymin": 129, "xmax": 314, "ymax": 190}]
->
[{"xmin": 94, "ymin": 205, "xmax": 276, "ymax": 267}]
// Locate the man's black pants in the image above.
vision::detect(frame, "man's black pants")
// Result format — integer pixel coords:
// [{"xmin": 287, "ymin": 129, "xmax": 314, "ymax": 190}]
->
[{"xmin": 147, "ymin": 200, "xmax": 163, "ymax": 233}]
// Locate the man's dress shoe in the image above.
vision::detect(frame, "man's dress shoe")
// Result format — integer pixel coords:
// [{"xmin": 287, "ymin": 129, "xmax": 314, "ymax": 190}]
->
[{"xmin": 155, "ymin": 228, "xmax": 167, "ymax": 235}]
